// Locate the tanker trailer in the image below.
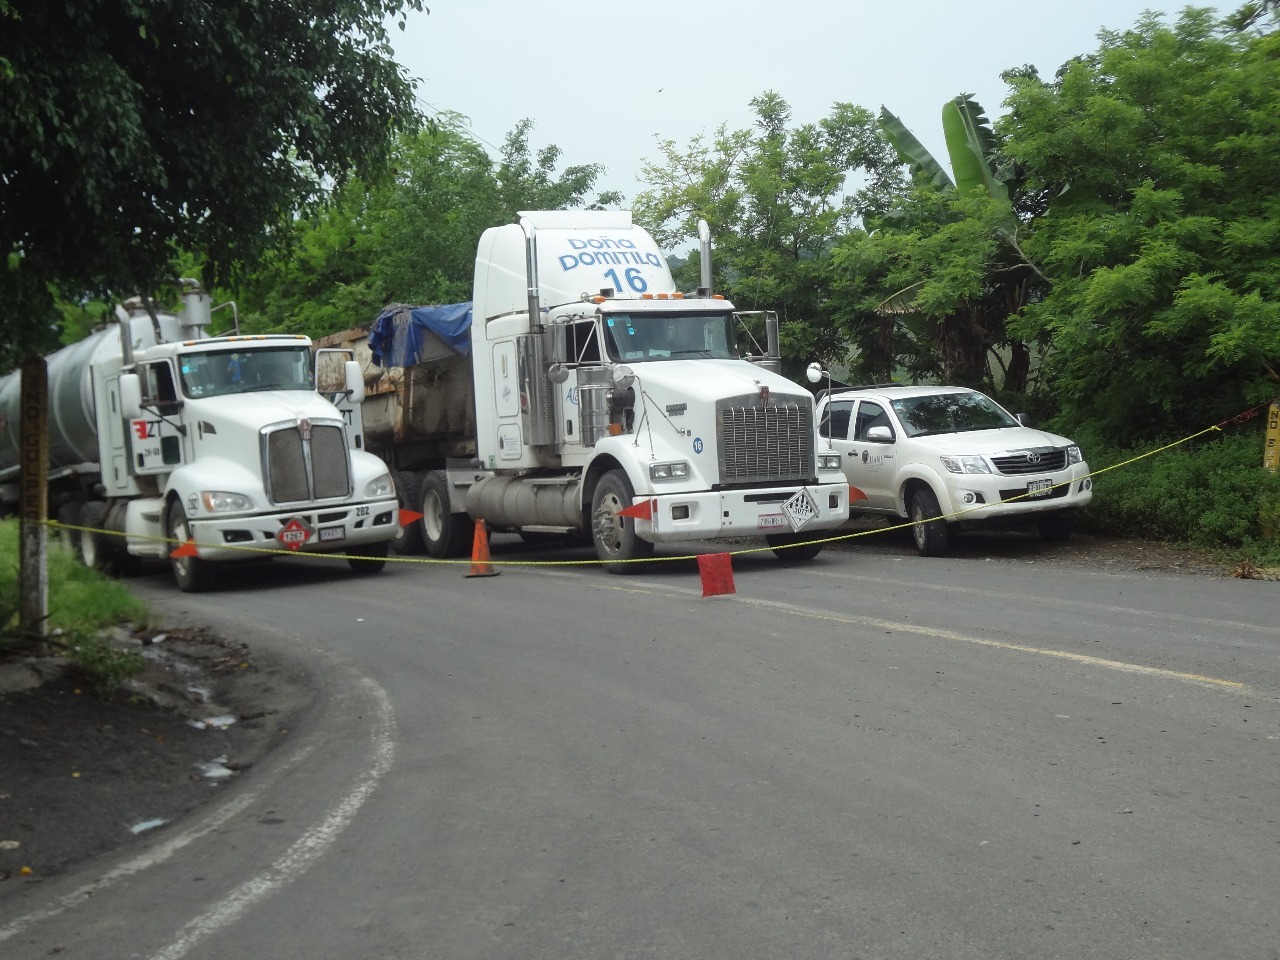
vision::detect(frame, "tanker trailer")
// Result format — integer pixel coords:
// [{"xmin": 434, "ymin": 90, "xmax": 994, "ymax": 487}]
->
[{"xmin": 0, "ymin": 285, "xmax": 400, "ymax": 591}]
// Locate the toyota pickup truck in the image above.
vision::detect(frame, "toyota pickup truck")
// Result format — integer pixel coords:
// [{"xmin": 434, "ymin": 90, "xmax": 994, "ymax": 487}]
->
[{"xmin": 815, "ymin": 384, "xmax": 1093, "ymax": 556}]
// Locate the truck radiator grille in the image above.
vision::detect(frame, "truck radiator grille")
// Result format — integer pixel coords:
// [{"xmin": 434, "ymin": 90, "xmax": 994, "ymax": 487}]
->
[
  {"xmin": 991, "ymin": 448, "xmax": 1068, "ymax": 475},
  {"xmin": 264, "ymin": 423, "xmax": 352, "ymax": 504},
  {"xmin": 717, "ymin": 398, "xmax": 814, "ymax": 485}
]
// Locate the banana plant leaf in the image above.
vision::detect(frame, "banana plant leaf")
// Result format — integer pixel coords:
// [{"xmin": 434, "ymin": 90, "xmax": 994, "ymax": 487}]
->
[
  {"xmin": 941, "ymin": 95, "xmax": 1008, "ymax": 201},
  {"xmin": 879, "ymin": 107, "xmax": 955, "ymax": 191}
]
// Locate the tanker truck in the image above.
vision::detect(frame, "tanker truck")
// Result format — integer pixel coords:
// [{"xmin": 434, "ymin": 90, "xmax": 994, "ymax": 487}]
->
[
  {"xmin": 0, "ymin": 283, "xmax": 400, "ymax": 591},
  {"xmin": 313, "ymin": 211, "xmax": 850, "ymax": 571}
]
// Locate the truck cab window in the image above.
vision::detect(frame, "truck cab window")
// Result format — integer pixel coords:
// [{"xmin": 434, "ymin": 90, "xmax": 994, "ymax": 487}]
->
[
  {"xmin": 569, "ymin": 319, "xmax": 601, "ymax": 364},
  {"xmin": 142, "ymin": 362, "xmax": 177, "ymax": 403}
]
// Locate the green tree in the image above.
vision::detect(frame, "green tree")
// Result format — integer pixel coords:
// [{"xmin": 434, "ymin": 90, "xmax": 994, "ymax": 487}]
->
[
  {"xmin": 1001, "ymin": 6, "xmax": 1280, "ymax": 442},
  {"xmin": 0, "ymin": 0, "xmax": 424, "ymax": 366},
  {"xmin": 634, "ymin": 92, "xmax": 902, "ymax": 379}
]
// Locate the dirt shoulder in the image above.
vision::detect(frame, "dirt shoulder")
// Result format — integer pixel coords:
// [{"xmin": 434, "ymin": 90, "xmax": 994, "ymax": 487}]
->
[{"xmin": 0, "ymin": 626, "xmax": 315, "ymax": 895}]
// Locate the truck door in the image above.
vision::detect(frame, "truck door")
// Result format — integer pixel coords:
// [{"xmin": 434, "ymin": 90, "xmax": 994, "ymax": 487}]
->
[
  {"xmin": 127, "ymin": 361, "xmax": 189, "ymax": 475},
  {"xmin": 314, "ymin": 348, "xmax": 366, "ymax": 450}
]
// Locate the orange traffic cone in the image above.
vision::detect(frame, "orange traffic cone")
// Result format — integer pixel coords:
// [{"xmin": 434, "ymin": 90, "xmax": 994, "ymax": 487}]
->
[{"xmin": 465, "ymin": 519, "xmax": 500, "ymax": 578}]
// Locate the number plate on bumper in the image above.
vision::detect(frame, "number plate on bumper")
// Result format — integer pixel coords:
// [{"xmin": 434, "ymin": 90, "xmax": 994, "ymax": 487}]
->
[{"xmin": 1027, "ymin": 478, "xmax": 1053, "ymax": 498}]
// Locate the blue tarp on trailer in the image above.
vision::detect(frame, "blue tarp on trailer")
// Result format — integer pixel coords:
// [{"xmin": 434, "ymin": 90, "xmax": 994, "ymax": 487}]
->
[{"xmin": 368, "ymin": 302, "xmax": 472, "ymax": 368}]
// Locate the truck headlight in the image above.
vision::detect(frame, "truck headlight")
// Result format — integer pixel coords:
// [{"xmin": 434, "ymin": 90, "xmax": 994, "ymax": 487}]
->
[
  {"xmin": 1067, "ymin": 445, "xmax": 1083, "ymax": 464},
  {"xmin": 650, "ymin": 460, "xmax": 689, "ymax": 482},
  {"xmin": 200, "ymin": 491, "xmax": 254, "ymax": 513},
  {"xmin": 940, "ymin": 455, "xmax": 991, "ymax": 475},
  {"xmin": 818, "ymin": 453, "xmax": 842, "ymax": 472},
  {"xmin": 365, "ymin": 473, "xmax": 395, "ymax": 498}
]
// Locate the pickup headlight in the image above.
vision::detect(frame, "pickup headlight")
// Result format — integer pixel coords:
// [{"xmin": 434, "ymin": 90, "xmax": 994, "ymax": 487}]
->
[
  {"xmin": 940, "ymin": 455, "xmax": 992, "ymax": 475},
  {"xmin": 200, "ymin": 491, "xmax": 254, "ymax": 513},
  {"xmin": 650, "ymin": 460, "xmax": 689, "ymax": 482},
  {"xmin": 818, "ymin": 453, "xmax": 842, "ymax": 472},
  {"xmin": 1067, "ymin": 445, "xmax": 1083, "ymax": 464},
  {"xmin": 365, "ymin": 473, "xmax": 395, "ymax": 498}
]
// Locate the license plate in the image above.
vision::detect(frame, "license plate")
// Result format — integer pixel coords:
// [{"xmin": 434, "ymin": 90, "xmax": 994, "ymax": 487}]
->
[
  {"xmin": 319, "ymin": 526, "xmax": 346, "ymax": 542},
  {"xmin": 757, "ymin": 514, "xmax": 786, "ymax": 529},
  {"xmin": 1027, "ymin": 479, "xmax": 1053, "ymax": 497},
  {"xmin": 782, "ymin": 488, "xmax": 819, "ymax": 530}
]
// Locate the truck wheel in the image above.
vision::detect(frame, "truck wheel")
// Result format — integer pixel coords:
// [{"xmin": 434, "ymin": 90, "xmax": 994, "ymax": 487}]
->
[
  {"xmin": 391, "ymin": 470, "xmax": 426, "ymax": 555},
  {"xmin": 910, "ymin": 487, "xmax": 950, "ymax": 557},
  {"xmin": 421, "ymin": 471, "xmax": 471, "ymax": 558},
  {"xmin": 166, "ymin": 504, "xmax": 215, "ymax": 592},
  {"xmin": 76, "ymin": 501, "xmax": 115, "ymax": 573},
  {"xmin": 1038, "ymin": 511, "xmax": 1075, "ymax": 542},
  {"xmin": 765, "ymin": 532, "xmax": 823, "ymax": 562},
  {"xmin": 591, "ymin": 469, "xmax": 654, "ymax": 573},
  {"xmin": 348, "ymin": 540, "xmax": 390, "ymax": 574}
]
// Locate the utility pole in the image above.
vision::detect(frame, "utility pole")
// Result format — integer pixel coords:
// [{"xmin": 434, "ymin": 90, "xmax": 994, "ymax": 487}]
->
[{"xmin": 19, "ymin": 357, "xmax": 49, "ymax": 650}]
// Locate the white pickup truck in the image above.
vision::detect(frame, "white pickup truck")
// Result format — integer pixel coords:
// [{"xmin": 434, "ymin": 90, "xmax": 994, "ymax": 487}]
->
[{"xmin": 814, "ymin": 384, "xmax": 1093, "ymax": 556}]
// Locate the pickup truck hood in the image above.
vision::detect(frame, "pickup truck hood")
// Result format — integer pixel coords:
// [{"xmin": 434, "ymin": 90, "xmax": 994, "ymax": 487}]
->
[{"xmin": 910, "ymin": 425, "xmax": 1075, "ymax": 455}]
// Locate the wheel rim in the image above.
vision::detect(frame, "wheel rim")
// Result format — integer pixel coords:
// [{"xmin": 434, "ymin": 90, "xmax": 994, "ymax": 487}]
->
[
  {"xmin": 912, "ymin": 503, "xmax": 927, "ymax": 548},
  {"xmin": 423, "ymin": 489, "xmax": 445, "ymax": 542},
  {"xmin": 593, "ymin": 490, "xmax": 625, "ymax": 558},
  {"xmin": 171, "ymin": 513, "xmax": 192, "ymax": 577}
]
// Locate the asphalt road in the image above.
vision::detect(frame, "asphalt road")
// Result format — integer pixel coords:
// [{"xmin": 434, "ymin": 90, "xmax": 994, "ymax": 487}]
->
[{"xmin": 2, "ymin": 534, "xmax": 1277, "ymax": 960}]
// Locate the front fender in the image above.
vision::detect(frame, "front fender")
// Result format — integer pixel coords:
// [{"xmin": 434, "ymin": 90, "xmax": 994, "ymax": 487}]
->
[{"xmin": 897, "ymin": 464, "xmax": 956, "ymax": 517}]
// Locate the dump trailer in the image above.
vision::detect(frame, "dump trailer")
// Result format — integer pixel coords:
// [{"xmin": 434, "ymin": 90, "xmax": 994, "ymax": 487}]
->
[
  {"xmin": 315, "ymin": 211, "xmax": 850, "ymax": 571},
  {"xmin": 0, "ymin": 284, "xmax": 400, "ymax": 591}
]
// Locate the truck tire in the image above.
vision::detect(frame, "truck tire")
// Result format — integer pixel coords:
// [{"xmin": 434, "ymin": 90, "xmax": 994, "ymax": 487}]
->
[
  {"xmin": 1038, "ymin": 511, "xmax": 1075, "ymax": 542},
  {"xmin": 421, "ymin": 470, "xmax": 471, "ymax": 558},
  {"xmin": 76, "ymin": 501, "xmax": 115, "ymax": 573},
  {"xmin": 910, "ymin": 487, "xmax": 950, "ymax": 557},
  {"xmin": 166, "ymin": 503, "xmax": 216, "ymax": 593},
  {"xmin": 391, "ymin": 470, "xmax": 426, "ymax": 555},
  {"xmin": 765, "ymin": 532, "xmax": 823, "ymax": 562},
  {"xmin": 591, "ymin": 469, "xmax": 654, "ymax": 573},
  {"xmin": 348, "ymin": 540, "xmax": 390, "ymax": 574}
]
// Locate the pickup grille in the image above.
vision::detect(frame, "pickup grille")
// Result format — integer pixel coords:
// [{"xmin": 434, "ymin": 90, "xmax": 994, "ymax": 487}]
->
[
  {"xmin": 263, "ymin": 422, "xmax": 352, "ymax": 504},
  {"xmin": 717, "ymin": 397, "xmax": 814, "ymax": 485},
  {"xmin": 991, "ymin": 448, "xmax": 1068, "ymax": 475}
]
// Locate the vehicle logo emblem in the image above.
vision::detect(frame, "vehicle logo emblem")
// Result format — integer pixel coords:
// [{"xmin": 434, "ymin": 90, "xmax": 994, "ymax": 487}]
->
[
  {"xmin": 299, "ymin": 418, "xmax": 312, "ymax": 440},
  {"xmin": 1026, "ymin": 452, "xmax": 1041, "ymax": 464},
  {"xmin": 759, "ymin": 386, "xmax": 770, "ymax": 405}
]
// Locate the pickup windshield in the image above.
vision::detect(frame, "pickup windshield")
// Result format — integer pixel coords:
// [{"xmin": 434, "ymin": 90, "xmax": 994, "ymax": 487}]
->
[
  {"xmin": 178, "ymin": 346, "xmax": 315, "ymax": 399},
  {"xmin": 602, "ymin": 311, "xmax": 737, "ymax": 362},
  {"xmin": 891, "ymin": 392, "xmax": 1019, "ymax": 437}
]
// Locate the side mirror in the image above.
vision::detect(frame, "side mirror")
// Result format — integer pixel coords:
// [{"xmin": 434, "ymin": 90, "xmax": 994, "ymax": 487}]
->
[
  {"xmin": 867, "ymin": 425, "xmax": 893, "ymax": 442},
  {"xmin": 1015, "ymin": 412, "xmax": 1031, "ymax": 426},
  {"xmin": 343, "ymin": 360, "xmax": 365, "ymax": 404},
  {"xmin": 806, "ymin": 362, "xmax": 823, "ymax": 384},
  {"xmin": 120, "ymin": 373, "xmax": 143, "ymax": 419}
]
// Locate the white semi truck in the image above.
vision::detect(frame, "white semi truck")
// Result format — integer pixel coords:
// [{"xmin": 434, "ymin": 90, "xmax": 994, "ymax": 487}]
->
[
  {"xmin": 315, "ymin": 211, "xmax": 850, "ymax": 571},
  {"xmin": 0, "ymin": 283, "xmax": 400, "ymax": 591}
]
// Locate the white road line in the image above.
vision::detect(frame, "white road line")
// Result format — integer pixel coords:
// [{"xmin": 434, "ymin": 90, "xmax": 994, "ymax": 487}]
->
[{"xmin": 146, "ymin": 676, "xmax": 396, "ymax": 960}]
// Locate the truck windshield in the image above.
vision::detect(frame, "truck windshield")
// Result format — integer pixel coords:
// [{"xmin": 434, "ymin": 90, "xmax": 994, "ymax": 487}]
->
[
  {"xmin": 890, "ymin": 392, "xmax": 1019, "ymax": 437},
  {"xmin": 178, "ymin": 346, "xmax": 315, "ymax": 399},
  {"xmin": 602, "ymin": 311, "xmax": 737, "ymax": 362}
]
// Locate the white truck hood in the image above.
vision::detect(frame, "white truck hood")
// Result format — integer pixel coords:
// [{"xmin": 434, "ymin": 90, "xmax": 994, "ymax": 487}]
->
[
  {"xmin": 909, "ymin": 425, "xmax": 1075, "ymax": 455},
  {"xmin": 627, "ymin": 358, "xmax": 810, "ymax": 403}
]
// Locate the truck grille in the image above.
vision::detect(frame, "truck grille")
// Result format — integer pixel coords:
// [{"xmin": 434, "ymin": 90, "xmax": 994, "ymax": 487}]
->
[
  {"xmin": 263, "ymin": 422, "xmax": 352, "ymax": 504},
  {"xmin": 717, "ymin": 397, "xmax": 814, "ymax": 485},
  {"xmin": 991, "ymin": 448, "xmax": 1068, "ymax": 475}
]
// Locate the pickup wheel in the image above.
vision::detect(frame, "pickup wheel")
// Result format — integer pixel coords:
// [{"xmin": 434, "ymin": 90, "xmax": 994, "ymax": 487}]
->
[
  {"xmin": 1037, "ymin": 511, "xmax": 1075, "ymax": 542},
  {"xmin": 591, "ymin": 469, "xmax": 654, "ymax": 574},
  {"xmin": 421, "ymin": 470, "xmax": 471, "ymax": 558},
  {"xmin": 765, "ymin": 532, "xmax": 823, "ymax": 562},
  {"xmin": 391, "ymin": 470, "xmax": 426, "ymax": 555},
  {"xmin": 166, "ymin": 503, "xmax": 216, "ymax": 592},
  {"xmin": 348, "ymin": 540, "xmax": 390, "ymax": 574},
  {"xmin": 910, "ymin": 487, "xmax": 950, "ymax": 557}
]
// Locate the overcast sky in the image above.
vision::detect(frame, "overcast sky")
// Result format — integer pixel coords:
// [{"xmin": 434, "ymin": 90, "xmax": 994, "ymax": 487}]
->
[{"xmin": 391, "ymin": 1, "xmax": 1231, "ymax": 206}]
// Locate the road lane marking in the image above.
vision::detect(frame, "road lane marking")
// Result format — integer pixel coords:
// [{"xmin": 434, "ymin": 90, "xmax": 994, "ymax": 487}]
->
[{"xmin": 146, "ymin": 676, "xmax": 396, "ymax": 960}]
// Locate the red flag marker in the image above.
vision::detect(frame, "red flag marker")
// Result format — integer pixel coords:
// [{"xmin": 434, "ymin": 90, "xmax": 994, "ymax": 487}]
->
[
  {"xmin": 399, "ymin": 509, "xmax": 424, "ymax": 527},
  {"xmin": 698, "ymin": 552, "xmax": 736, "ymax": 598},
  {"xmin": 618, "ymin": 498, "xmax": 655, "ymax": 521},
  {"xmin": 170, "ymin": 539, "xmax": 198, "ymax": 558},
  {"xmin": 849, "ymin": 485, "xmax": 869, "ymax": 504}
]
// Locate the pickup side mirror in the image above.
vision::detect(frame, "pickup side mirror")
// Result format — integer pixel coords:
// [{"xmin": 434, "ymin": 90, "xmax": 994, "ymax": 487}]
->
[
  {"xmin": 343, "ymin": 360, "xmax": 365, "ymax": 404},
  {"xmin": 119, "ymin": 373, "xmax": 143, "ymax": 420},
  {"xmin": 866, "ymin": 425, "xmax": 893, "ymax": 442}
]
